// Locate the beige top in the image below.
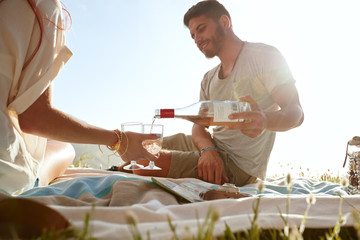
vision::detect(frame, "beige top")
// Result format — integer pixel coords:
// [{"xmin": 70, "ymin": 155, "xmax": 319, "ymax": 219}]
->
[
  {"xmin": 0, "ymin": 0, "xmax": 72, "ymax": 194},
  {"xmin": 200, "ymin": 42, "xmax": 295, "ymax": 179}
]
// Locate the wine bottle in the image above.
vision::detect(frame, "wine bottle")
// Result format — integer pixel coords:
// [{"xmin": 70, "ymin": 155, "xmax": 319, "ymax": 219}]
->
[{"xmin": 154, "ymin": 100, "xmax": 251, "ymax": 127}]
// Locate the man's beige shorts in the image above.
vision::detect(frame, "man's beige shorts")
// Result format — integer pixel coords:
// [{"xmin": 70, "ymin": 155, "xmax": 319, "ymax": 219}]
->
[{"xmin": 162, "ymin": 133, "xmax": 257, "ymax": 187}]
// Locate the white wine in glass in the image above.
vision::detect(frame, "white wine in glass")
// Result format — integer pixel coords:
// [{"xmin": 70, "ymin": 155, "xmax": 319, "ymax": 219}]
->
[
  {"xmin": 142, "ymin": 123, "xmax": 163, "ymax": 170},
  {"xmin": 142, "ymin": 139, "xmax": 162, "ymax": 155},
  {"xmin": 121, "ymin": 122, "xmax": 144, "ymax": 170}
]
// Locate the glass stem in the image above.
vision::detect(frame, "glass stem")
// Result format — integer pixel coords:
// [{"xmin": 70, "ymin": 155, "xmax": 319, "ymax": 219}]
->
[{"xmin": 149, "ymin": 161, "xmax": 154, "ymax": 169}]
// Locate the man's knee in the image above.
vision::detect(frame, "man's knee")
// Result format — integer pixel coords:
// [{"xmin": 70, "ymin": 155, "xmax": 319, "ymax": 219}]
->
[{"xmin": 163, "ymin": 133, "xmax": 196, "ymax": 152}]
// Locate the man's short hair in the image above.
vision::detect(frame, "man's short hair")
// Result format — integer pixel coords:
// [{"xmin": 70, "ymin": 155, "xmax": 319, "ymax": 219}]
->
[{"xmin": 183, "ymin": 0, "xmax": 231, "ymax": 28}]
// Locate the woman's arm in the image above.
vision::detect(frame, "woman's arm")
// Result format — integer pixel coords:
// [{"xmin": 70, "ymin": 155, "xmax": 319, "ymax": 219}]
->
[{"xmin": 18, "ymin": 85, "xmax": 158, "ymax": 161}]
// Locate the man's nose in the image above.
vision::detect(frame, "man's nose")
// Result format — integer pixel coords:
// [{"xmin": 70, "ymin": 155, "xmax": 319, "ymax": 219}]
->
[{"xmin": 194, "ymin": 34, "xmax": 202, "ymax": 45}]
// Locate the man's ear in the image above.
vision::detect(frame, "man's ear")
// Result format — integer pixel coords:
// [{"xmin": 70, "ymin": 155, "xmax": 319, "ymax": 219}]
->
[{"xmin": 219, "ymin": 15, "xmax": 231, "ymax": 30}]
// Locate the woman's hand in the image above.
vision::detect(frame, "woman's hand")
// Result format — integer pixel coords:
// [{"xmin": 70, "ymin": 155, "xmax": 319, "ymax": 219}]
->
[{"xmin": 118, "ymin": 132, "xmax": 158, "ymax": 162}]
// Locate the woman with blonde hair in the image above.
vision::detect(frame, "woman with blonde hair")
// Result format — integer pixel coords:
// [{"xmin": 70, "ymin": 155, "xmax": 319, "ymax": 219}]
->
[{"xmin": 0, "ymin": 0, "xmax": 157, "ymax": 195}]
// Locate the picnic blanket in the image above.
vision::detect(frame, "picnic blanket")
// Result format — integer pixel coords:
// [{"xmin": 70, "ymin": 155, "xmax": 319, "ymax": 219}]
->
[{"xmin": 1, "ymin": 168, "xmax": 359, "ymax": 239}]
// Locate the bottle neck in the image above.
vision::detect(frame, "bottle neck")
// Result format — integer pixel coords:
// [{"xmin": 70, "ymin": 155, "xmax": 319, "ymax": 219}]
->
[{"xmin": 155, "ymin": 109, "xmax": 175, "ymax": 118}]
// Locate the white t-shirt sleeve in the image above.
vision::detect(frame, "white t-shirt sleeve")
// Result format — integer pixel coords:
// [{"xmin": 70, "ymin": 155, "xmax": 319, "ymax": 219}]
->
[
  {"xmin": 5, "ymin": 0, "xmax": 72, "ymax": 114},
  {"xmin": 257, "ymin": 45, "xmax": 295, "ymax": 94}
]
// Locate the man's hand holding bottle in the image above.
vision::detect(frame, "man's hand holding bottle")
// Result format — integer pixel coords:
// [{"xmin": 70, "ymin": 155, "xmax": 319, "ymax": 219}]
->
[{"xmin": 226, "ymin": 96, "xmax": 267, "ymax": 138}]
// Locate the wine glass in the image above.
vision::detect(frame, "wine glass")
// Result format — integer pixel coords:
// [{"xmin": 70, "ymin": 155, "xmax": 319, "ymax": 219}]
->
[
  {"xmin": 121, "ymin": 122, "xmax": 145, "ymax": 170},
  {"xmin": 142, "ymin": 123, "xmax": 163, "ymax": 170}
]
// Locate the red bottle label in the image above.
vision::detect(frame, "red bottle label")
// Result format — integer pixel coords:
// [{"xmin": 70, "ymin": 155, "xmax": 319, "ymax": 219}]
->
[{"xmin": 160, "ymin": 109, "xmax": 175, "ymax": 118}]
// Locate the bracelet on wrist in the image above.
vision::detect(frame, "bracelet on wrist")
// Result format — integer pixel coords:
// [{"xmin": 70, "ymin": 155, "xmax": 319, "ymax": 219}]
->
[
  {"xmin": 107, "ymin": 129, "xmax": 122, "ymax": 151},
  {"xmin": 119, "ymin": 131, "xmax": 129, "ymax": 157},
  {"xmin": 200, "ymin": 146, "xmax": 217, "ymax": 156},
  {"xmin": 99, "ymin": 129, "xmax": 122, "ymax": 154},
  {"xmin": 99, "ymin": 129, "xmax": 129, "ymax": 158}
]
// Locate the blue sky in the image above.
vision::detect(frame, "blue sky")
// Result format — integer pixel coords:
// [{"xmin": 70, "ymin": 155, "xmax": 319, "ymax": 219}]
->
[{"xmin": 54, "ymin": 0, "xmax": 360, "ymax": 176}]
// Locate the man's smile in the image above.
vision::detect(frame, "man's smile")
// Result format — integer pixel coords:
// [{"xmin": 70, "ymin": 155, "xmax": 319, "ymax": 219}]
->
[{"xmin": 198, "ymin": 40, "xmax": 210, "ymax": 52}]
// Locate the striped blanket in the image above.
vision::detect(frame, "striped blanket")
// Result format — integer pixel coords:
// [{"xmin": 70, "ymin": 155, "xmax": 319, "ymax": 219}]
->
[{"xmin": 0, "ymin": 168, "xmax": 358, "ymax": 239}]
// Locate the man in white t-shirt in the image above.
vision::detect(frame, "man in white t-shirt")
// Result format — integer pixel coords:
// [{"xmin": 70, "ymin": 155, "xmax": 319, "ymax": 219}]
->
[{"xmin": 133, "ymin": 0, "xmax": 304, "ymax": 187}]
